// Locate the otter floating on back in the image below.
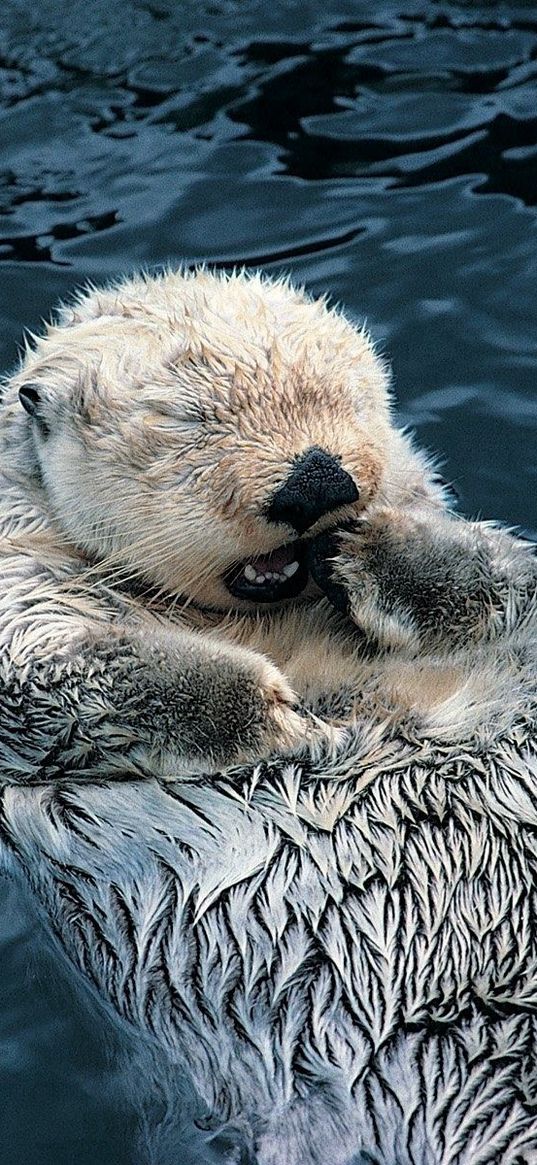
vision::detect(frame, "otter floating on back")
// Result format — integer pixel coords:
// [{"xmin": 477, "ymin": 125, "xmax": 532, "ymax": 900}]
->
[{"xmin": 0, "ymin": 268, "xmax": 536, "ymax": 1164}]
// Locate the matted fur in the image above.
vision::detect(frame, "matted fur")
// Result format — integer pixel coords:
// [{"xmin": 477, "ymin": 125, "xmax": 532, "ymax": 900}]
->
[{"xmin": 0, "ymin": 269, "xmax": 536, "ymax": 1164}]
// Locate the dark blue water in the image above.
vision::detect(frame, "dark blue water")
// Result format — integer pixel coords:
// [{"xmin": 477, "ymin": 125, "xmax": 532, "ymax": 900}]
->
[{"xmin": 1, "ymin": 1, "xmax": 536, "ymax": 1160}]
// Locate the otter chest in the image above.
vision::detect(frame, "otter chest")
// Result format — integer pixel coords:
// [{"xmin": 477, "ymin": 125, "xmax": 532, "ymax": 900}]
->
[{"xmin": 185, "ymin": 601, "xmax": 467, "ymax": 727}]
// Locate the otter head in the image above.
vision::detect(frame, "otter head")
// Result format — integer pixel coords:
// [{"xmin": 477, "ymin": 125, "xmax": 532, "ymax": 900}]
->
[{"xmin": 11, "ymin": 268, "xmax": 399, "ymax": 611}]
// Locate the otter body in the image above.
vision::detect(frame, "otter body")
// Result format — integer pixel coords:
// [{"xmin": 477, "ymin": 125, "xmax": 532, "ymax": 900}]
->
[{"xmin": 0, "ymin": 270, "xmax": 536, "ymax": 1163}]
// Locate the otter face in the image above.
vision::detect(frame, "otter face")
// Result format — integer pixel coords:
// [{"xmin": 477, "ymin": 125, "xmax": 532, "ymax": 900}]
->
[{"xmin": 12, "ymin": 269, "xmax": 395, "ymax": 611}]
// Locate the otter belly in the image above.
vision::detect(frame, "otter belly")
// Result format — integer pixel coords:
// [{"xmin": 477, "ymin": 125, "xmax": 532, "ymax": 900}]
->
[{"xmin": 3, "ymin": 723, "xmax": 537, "ymax": 1165}]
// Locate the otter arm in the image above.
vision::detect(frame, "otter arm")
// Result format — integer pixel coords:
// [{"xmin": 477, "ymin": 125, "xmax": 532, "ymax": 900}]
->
[
  {"xmin": 0, "ymin": 551, "xmax": 303, "ymax": 783},
  {"xmin": 310, "ymin": 509, "xmax": 537, "ymax": 654}
]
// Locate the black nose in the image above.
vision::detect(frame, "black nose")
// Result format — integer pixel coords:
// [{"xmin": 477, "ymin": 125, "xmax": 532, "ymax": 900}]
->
[{"xmin": 266, "ymin": 446, "xmax": 359, "ymax": 535}]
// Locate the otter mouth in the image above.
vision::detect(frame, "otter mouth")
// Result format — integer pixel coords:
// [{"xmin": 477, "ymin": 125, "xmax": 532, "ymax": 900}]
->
[{"xmin": 223, "ymin": 540, "xmax": 309, "ymax": 603}]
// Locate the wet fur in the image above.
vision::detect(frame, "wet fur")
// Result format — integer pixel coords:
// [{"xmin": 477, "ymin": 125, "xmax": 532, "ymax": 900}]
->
[{"xmin": 0, "ymin": 269, "xmax": 536, "ymax": 1163}]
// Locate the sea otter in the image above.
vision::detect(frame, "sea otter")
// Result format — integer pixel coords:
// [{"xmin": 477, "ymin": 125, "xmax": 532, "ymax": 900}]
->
[{"xmin": 0, "ymin": 269, "xmax": 536, "ymax": 1164}]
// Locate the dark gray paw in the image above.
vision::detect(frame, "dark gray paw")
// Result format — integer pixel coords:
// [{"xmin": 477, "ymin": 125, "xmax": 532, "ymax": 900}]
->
[{"xmin": 307, "ymin": 527, "xmax": 354, "ymax": 613}]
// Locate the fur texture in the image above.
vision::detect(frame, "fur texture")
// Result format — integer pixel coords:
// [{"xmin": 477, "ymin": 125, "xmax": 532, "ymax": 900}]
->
[{"xmin": 0, "ymin": 268, "xmax": 536, "ymax": 1163}]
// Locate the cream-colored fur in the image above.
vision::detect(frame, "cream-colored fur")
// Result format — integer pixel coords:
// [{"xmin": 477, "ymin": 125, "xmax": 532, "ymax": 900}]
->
[{"xmin": 0, "ymin": 268, "xmax": 534, "ymax": 783}]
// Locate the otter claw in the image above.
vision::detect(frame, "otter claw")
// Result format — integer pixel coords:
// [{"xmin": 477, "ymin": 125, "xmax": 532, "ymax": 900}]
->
[{"xmin": 307, "ymin": 531, "xmax": 350, "ymax": 614}]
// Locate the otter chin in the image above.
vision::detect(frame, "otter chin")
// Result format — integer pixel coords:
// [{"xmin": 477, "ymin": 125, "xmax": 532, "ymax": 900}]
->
[{"xmin": 223, "ymin": 539, "xmax": 309, "ymax": 603}]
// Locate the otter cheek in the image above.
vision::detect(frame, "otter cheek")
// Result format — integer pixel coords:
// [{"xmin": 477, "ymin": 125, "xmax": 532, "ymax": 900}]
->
[{"xmin": 38, "ymin": 436, "xmax": 93, "ymax": 536}]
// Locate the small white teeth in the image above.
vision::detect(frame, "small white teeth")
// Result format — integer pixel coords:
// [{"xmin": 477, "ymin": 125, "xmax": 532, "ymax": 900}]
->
[
  {"xmin": 242, "ymin": 565, "xmax": 295, "ymax": 585},
  {"xmin": 242, "ymin": 558, "xmax": 300, "ymax": 586}
]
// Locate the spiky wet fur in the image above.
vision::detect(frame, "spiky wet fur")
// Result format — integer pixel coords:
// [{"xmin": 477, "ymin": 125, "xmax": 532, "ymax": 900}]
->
[{"xmin": 0, "ymin": 268, "xmax": 536, "ymax": 1163}]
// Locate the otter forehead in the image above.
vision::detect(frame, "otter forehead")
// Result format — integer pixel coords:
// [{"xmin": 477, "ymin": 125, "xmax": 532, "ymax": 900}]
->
[
  {"xmin": 57, "ymin": 267, "xmax": 374, "ymax": 370},
  {"xmin": 19, "ymin": 268, "xmax": 389, "ymax": 425}
]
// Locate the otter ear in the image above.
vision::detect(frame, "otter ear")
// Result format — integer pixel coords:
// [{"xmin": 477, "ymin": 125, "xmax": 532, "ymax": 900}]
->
[
  {"xmin": 18, "ymin": 384, "xmax": 51, "ymax": 436},
  {"xmin": 19, "ymin": 384, "xmax": 41, "ymax": 416}
]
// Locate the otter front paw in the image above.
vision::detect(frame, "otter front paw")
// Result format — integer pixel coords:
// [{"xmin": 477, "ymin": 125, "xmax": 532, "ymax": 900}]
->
[
  {"xmin": 309, "ymin": 515, "xmax": 428, "ymax": 650},
  {"xmin": 219, "ymin": 650, "xmax": 309, "ymax": 769},
  {"xmin": 132, "ymin": 635, "xmax": 309, "ymax": 776},
  {"xmin": 309, "ymin": 509, "xmax": 492, "ymax": 652}
]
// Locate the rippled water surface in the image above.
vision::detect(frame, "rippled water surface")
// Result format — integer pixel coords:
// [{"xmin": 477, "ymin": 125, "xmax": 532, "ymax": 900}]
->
[{"xmin": 1, "ymin": 1, "xmax": 536, "ymax": 1160}]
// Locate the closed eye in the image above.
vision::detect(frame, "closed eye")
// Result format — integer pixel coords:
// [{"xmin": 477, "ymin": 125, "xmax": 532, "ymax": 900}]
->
[{"xmin": 142, "ymin": 408, "xmax": 207, "ymax": 431}]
